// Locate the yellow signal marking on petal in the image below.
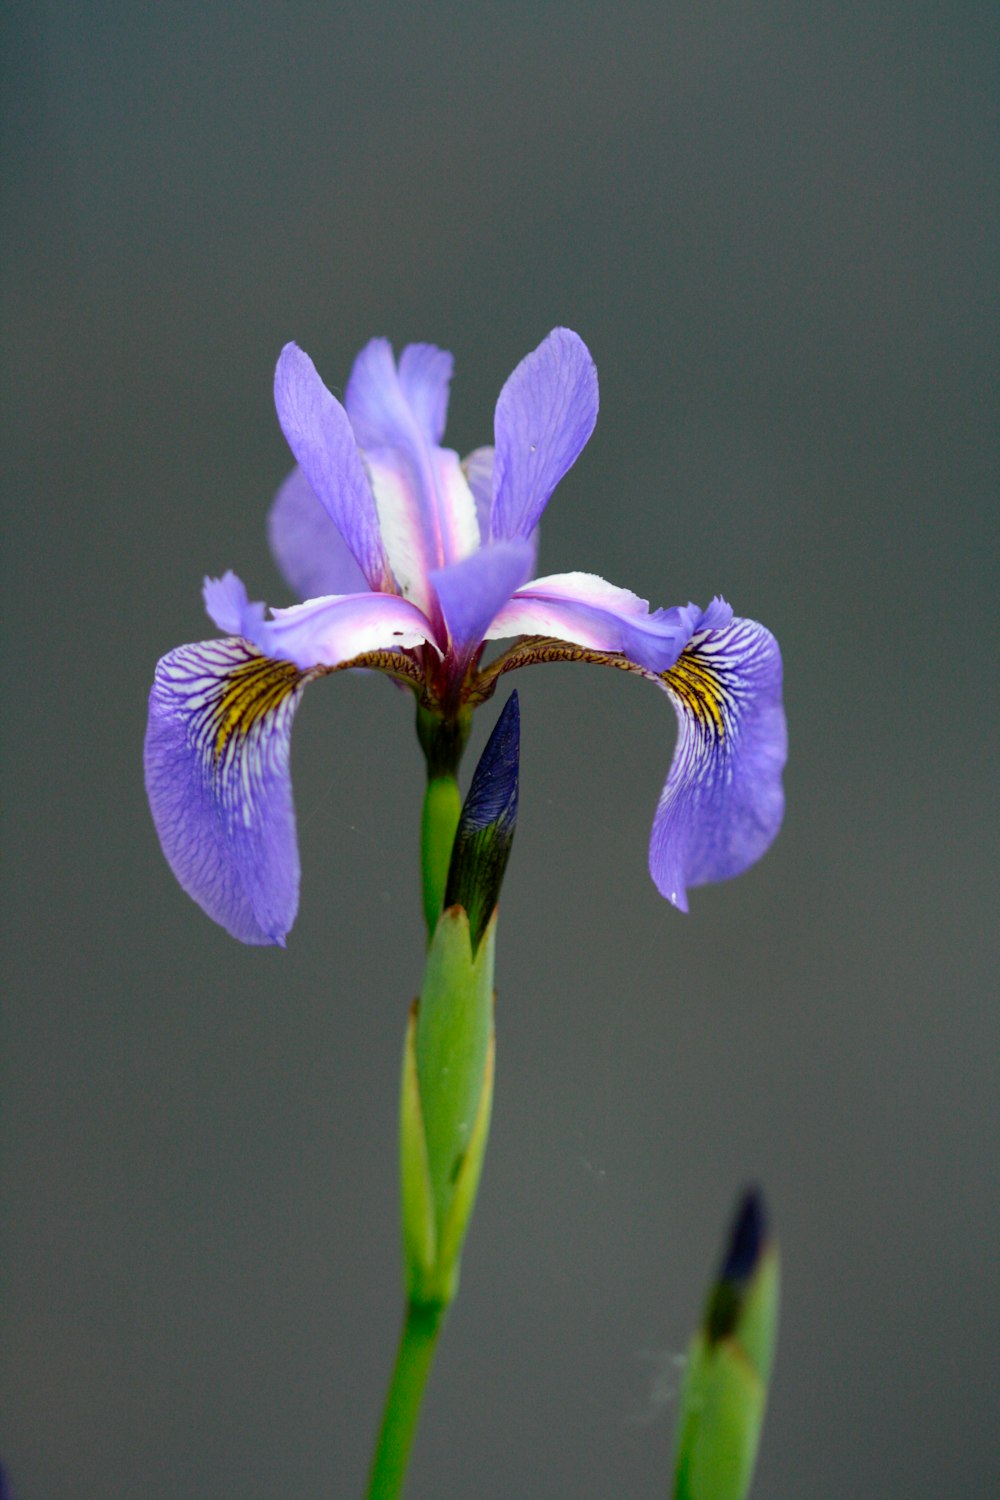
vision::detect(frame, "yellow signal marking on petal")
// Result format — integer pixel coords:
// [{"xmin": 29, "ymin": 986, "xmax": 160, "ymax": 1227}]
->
[
  {"xmin": 468, "ymin": 634, "xmax": 735, "ymax": 742},
  {"xmin": 212, "ymin": 656, "xmax": 303, "ymax": 760},
  {"xmin": 664, "ymin": 648, "xmax": 728, "ymax": 740}
]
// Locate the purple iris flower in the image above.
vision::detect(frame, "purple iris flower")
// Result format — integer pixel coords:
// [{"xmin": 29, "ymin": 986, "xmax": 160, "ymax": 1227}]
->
[{"xmin": 145, "ymin": 329, "xmax": 786, "ymax": 945}]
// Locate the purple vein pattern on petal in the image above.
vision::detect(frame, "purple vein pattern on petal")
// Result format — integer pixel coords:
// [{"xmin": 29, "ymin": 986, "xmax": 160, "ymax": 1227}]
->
[
  {"xmin": 273, "ymin": 344, "xmax": 391, "ymax": 591},
  {"xmin": 268, "ymin": 466, "xmax": 369, "ymax": 600},
  {"xmin": 430, "ymin": 540, "xmax": 536, "ymax": 662},
  {"xmin": 345, "ymin": 339, "xmax": 480, "ymax": 614},
  {"xmin": 491, "ymin": 328, "xmax": 599, "ymax": 542},
  {"xmin": 144, "ymin": 637, "xmax": 310, "ymax": 945},
  {"xmin": 484, "ymin": 572, "xmax": 704, "ymax": 673},
  {"xmin": 649, "ymin": 616, "xmax": 786, "ymax": 911}
]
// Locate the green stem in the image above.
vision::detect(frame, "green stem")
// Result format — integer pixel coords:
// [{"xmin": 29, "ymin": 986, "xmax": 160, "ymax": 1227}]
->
[
  {"xmin": 365, "ymin": 1300, "xmax": 445, "ymax": 1500},
  {"xmin": 415, "ymin": 703, "xmax": 471, "ymax": 934},
  {"xmin": 420, "ymin": 775, "xmax": 461, "ymax": 934}
]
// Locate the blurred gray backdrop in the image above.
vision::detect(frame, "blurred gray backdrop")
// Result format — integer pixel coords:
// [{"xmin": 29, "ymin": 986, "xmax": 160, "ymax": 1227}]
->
[{"xmin": 3, "ymin": 2, "xmax": 997, "ymax": 1496}]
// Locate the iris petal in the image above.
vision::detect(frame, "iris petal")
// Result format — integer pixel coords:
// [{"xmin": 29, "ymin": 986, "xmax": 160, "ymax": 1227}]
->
[
  {"xmin": 491, "ymin": 328, "xmax": 599, "ymax": 542},
  {"xmin": 484, "ymin": 571, "xmax": 703, "ymax": 673},
  {"xmin": 144, "ymin": 637, "xmax": 310, "ymax": 945},
  {"xmin": 268, "ymin": 466, "xmax": 368, "ymax": 600},
  {"xmin": 248, "ymin": 589, "xmax": 439, "ymax": 671},
  {"xmin": 430, "ymin": 541, "xmax": 535, "ymax": 663},
  {"xmin": 346, "ymin": 339, "xmax": 453, "ymax": 449},
  {"xmin": 462, "ymin": 446, "xmax": 495, "ymax": 539},
  {"xmin": 203, "ymin": 570, "xmax": 437, "ymax": 672},
  {"xmin": 463, "ymin": 445, "xmax": 540, "ymax": 575},
  {"xmin": 345, "ymin": 339, "xmax": 480, "ymax": 614},
  {"xmin": 203, "ymin": 570, "xmax": 265, "ymax": 636},
  {"xmin": 650, "ymin": 616, "xmax": 786, "ymax": 911},
  {"xmin": 273, "ymin": 344, "xmax": 391, "ymax": 592},
  {"xmin": 362, "ymin": 448, "xmax": 479, "ymax": 618}
]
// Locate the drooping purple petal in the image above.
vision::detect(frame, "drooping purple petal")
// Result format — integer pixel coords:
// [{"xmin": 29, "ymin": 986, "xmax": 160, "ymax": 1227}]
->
[
  {"xmin": 649, "ymin": 616, "xmax": 786, "ymax": 911},
  {"xmin": 268, "ymin": 465, "xmax": 369, "ymax": 600},
  {"xmin": 430, "ymin": 540, "xmax": 535, "ymax": 662},
  {"xmin": 484, "ymin": 571, "xmax": 704, "ymax": 673},
  {"xmin": 144, "ymin": 636, "xmax": 310, "ymax": 945},
  {"xmin": 344, "ymin": 339, "xmax": 480, "ymax": 614},
  {"xmin": 247, "ymin": 589, "xmax": 439, "ymax": 670},
  {"xmin": 491, "ymin": 328, "xmax": 599, "ymax": 542},
  {"xmin": 273, "ymin": 344, "xmax": 391, "ymax": 591}
]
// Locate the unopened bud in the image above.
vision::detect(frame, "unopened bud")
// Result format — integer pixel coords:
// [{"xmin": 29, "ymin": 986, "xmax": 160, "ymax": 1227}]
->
[
  {"xmin": 444, "ymin": 693, "xmax": 520, "ymax": 953},
  {"xmin": 672, "ymin": 1188, "xmax": 780, "ymax": 1500}
]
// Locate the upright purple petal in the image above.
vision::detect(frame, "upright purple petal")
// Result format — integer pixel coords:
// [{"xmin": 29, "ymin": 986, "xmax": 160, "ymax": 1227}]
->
[
  {"xmin": 430, "ymin": 540, "xmax": 535, "ymax": 662},
  {"xmin": 273, "ymin": 344, "xmax": 391, "ymax": 592},
  {"xmin": 649, "ymin": 616, "xmax": 786, "ymax": 911},
  {"xmin": 344, "ymin": 339, "xmax": 480, "ymax": 614},
  {"xmin": 203, "ymin": 570, "xmax": 265, "ymax": 637},
  {"xmin": 268, "ymin": 466, "xmax": 369, "ymax": 600},
  {"xmin": 360, "ymin": 448, "xmax": 479, "ymax": 620},
  {"xmin": 347, "ymin": 339, "xmax": 453, "ymax": 449},
  {"xmin": 484, "ymin": 571, "xmax": 704, "ymax": 673},
  {"xmin": 462, "ymin": 446, "xmax": 495, "ymax": 538},
  {"xmin": 491, "ymin": 328, "xmax": 599, "ymax": 542},
  {"xmin": 464, "ymin": 445, "xmax": 540, "ymax": 575},
  {"xmin": 144, "ymin": 637, "xmax": 310, "ymax": 945}
]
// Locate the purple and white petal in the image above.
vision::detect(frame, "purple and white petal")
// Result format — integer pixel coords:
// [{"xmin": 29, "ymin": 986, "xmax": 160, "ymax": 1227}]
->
[
  {"xmin": 362, "ymin": 447, "xmax": 479, "ymax": 619},
  {"xmin": 345, "ymin": 339, "xmax": 480, "ymax": 610},
  {"xmin": 145, "ymin": 637, "xmax": 310, "ymax": 945},
  {"xmin": 491, "ymin": 328, "xmax": 599, "ymax": 543},
  {"xmin": 248, "ymin": 590, "xmax": 439, "ymax": 671},
  {"xmin": 430, "ymin": 540, "xmax": 536, "ymax": 662},
  {"xmin": 649, "ymin": 616, "xmax": 786, "ymax": 911},
  {"xmin": 484, "ymin": 571, "xmax": 704, "ymax": 673},
  {"xmin": 273, "ymin": 344, "xmax": 391, "ymax": 592},
  {"xmin": 268, "ymin": 466, "xmax": 369, "ymax": 600}
]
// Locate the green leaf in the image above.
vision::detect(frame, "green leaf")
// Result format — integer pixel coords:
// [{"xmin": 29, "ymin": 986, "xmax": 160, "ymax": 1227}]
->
[{"xmin": 399, "ymin": 908, "xmax": 496, "ymax": 1305}]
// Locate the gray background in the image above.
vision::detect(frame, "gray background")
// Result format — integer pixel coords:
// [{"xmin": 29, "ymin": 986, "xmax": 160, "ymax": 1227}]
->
[{"xmin": 3, "ymin": 2, "xmax": 997, "ymax": 1496}]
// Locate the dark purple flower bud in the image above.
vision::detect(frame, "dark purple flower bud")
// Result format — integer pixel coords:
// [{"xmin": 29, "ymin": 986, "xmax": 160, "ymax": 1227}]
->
[
  {"xmin": 706, "ymin": 1187, "xmax": 768, "ymax": 1344},
  {"xmin": 444, "ymin": 693, "xmax": 520, "ymax": 952},
  {"xmin": 719, "ymin": 1188, "xmax": 767, "ymax": 1285}
]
